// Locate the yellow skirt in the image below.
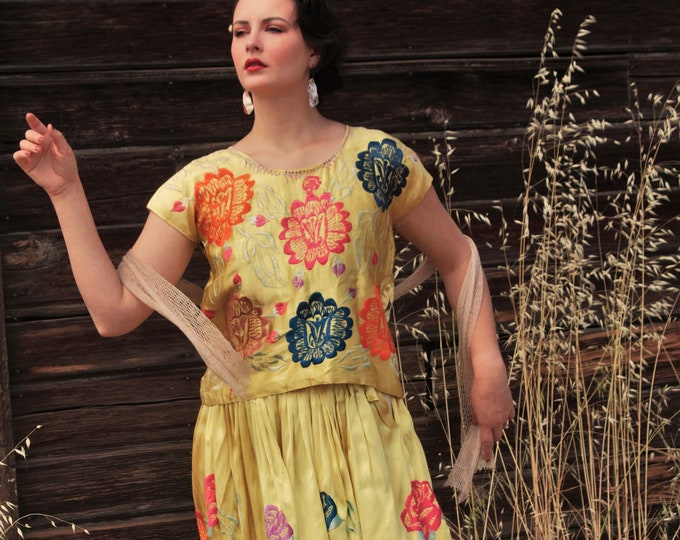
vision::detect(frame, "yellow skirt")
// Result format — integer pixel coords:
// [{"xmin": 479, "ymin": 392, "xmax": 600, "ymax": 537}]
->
[{"xmin": 192, "ymin": 384, "xmax": 453, "ymax": 540}]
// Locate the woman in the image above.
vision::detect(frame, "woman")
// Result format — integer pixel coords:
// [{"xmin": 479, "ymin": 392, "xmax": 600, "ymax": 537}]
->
[{"xmin": 13, "ymin": 0, "xmax": 514, "ymax": 537}]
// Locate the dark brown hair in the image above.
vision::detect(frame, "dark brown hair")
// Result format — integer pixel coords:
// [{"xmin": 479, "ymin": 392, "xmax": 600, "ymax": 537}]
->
[{"xmin": 293, "ymin": 0, "xmax": 346, "ymax": 98}]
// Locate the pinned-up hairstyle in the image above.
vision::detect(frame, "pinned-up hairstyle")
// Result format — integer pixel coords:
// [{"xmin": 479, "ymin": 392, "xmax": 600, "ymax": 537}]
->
[{"xmin": 293, "ymin": 0, "xmax": 347, "ymax": 98}]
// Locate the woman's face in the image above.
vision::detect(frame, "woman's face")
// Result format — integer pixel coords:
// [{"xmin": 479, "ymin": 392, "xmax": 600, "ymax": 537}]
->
[{"xmin": 231, "ymin": 0, "xmax": 318, "ymax": 97}]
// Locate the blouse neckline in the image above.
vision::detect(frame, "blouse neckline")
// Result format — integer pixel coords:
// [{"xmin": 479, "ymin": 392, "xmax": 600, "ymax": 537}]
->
[{"xmin": 227, "ymin": 125, "xmax": 353, "ymax": 177}]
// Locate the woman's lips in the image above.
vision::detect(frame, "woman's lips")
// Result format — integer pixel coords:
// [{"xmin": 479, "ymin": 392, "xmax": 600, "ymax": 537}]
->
[{"xmin": 245, "ymin": 59, "xmax": 266, "ymax": 72}]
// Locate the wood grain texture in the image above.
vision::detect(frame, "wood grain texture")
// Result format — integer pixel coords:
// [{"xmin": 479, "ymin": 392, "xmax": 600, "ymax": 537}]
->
[{"xmin": 0, "ymin": 0, "xmax": 678, "ymax": 537}]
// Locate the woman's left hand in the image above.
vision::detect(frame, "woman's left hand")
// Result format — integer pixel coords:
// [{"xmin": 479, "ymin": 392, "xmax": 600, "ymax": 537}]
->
[{"xmin": 470, "ymin": 366, "xmax": 515, "ymax": 461}]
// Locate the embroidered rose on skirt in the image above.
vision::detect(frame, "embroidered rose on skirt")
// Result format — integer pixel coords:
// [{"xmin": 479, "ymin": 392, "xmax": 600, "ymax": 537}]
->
[
  {"xmin": 264, "ymin": 505, "xmax": 294, "ymax": 540},
  {"xmin": 400, "ymin": 480, "xmax": 443, "ymax": 540}
]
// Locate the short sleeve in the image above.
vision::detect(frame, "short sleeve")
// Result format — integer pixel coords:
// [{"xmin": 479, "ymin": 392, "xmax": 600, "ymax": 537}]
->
[
  {"xmin": 388, "ymin": 142, "xmax": 433, "ymax": 221},
  {"xmin": 353, "ymin": 130, "xmax": 432, "ymax": 221},
  {"xmin": 146, "ymin": 159, "xmax": 206, "ymax": 245}
]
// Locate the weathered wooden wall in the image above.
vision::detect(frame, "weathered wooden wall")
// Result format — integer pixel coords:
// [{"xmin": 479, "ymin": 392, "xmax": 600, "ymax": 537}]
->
[{"xmin": 1, "ymin": 1, "xmax": 679, "ymax": 538}]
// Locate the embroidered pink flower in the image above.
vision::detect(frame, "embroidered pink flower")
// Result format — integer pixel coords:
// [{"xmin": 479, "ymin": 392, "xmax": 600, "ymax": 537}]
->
[
  {"xmin": 223, "ymin": 246, "xmax": 233, "ymax": 261},
  {"xmin": 202, "ymin": 309, "xmax": 216, "ymax": 319},
  {"xmin": 359, "ymin": 284, "xmax": 396, "ymax": 360},
  {"xmin": 280, "ymin": 192, "xmax": 352, "ymax": 270},
  {"xmin": 264, "ymin": 505, "xmax": 293, "ymax": 540},
  {"xmin": 254, "ymin": 214, "xmax": 268, "ymax": 227},
  {"xmin": 332, "ymin": 261, "xmax": 346, "ymax": 278},
  {"xmin": 203, "ymin": 474, "xmax": 218, "ymax": 528},
  {"xmin": 233, "ymin": 272, "xmax": 242, "ymax": 286},
  {"xmin": 172, "ymin": 200, "xmax": 186, "ymax": 212},
  {"xmin": 292, "ymin": 274, "xmax": 304, "ymax": 290},
  {"xmin": 195, "ymin": 168, "xmax": 254, "ymax": 246},
  {"xmin": 274, "ymin": 302, "xmax": 288, "ymax": 315},
  {"xmin": 400, "ymin": 480, "xmax": 442, "ymax": 539},
  {"xmin": 225, "ymin": 293, "xmax": 269, "ymax": 357},
  {"xmin": 371, "ymin": 252, "xmax": 379, "ymax": 266},
  {"xmin": 267, "ymin": 330, "xmax": 279, "ymax": 343}
]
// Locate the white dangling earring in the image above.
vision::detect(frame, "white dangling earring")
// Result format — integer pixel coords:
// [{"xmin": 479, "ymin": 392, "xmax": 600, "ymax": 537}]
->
[
  {"xmin": 307, "ymin": 78, "xmax": 319, "ymax": 108},
  {"xmin": 242, "ymin": 90, "xmax": 254, "ymax": 115}
]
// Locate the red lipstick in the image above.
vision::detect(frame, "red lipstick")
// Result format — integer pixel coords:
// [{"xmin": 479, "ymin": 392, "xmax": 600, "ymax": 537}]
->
[{"xmin": 245, "ymin": 58, "xmax": 266, "ymax": 72}]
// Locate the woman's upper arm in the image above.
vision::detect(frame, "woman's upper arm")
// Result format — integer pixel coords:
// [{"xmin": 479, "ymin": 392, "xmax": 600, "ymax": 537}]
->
[
  {"xmin": 393, "ymin": 186, "xmax": 470, "ymax": 275},
  {"xmin": 129, "ymin": 211, "xmax": 196, "ymax": 283},
  {"xmin": 105, "ymin": 212, "xmax": 196, "ymax": 335}
]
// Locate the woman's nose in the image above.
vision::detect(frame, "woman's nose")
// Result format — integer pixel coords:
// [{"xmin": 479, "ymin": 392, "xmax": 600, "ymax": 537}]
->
[{"xmin": 246, "ymin": 34, "xmax": 261, "ymax": 52}]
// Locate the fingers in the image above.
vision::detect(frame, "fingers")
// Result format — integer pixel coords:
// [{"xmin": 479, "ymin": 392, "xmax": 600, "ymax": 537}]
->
[
  {"xmin": 20, "ymin": 136, "xmax": 42, "ymax": 154},
  {"xmin": 479, "ymin": 426, "xmax": 494, "ymax": 461},
  {"xmin": 478, "ymin": 417, "xmax": 513, "ymax": 462},
  {"xmin": 46, "ymin": 123, "xmax": 70, "ymax": 154},
  {"xmin": 26, "ymin": 112, "xmax": 48, "ymax": 134}
]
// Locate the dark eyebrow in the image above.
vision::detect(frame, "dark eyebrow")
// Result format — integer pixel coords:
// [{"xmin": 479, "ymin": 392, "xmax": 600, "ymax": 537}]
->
[{"xmin": 232, "ymin": 16, "xmax": 294, "ymax": 26}]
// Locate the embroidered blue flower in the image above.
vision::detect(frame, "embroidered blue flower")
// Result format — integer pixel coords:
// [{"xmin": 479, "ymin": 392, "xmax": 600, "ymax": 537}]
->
[
  {"xmin": 355, "ymin": 139, "xmax": 410, "ymax": 211},
  {"xmin": 287, "ymin": 292, "xmax": 353, "ymax": 367},
  {"xmin": 320, "ymin": 492, "xmax": 343, "ymax": 531}
]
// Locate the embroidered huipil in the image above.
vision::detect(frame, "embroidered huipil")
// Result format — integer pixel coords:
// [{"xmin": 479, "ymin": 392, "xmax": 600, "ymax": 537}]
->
[{"xmin": 147, "ymin": 126, "xmax": 432, "ymax": 405}]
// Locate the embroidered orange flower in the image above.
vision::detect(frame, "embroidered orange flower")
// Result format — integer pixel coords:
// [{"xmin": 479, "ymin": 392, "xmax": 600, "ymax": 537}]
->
[
  {"xmin": 225, "ymin": 293, "xmax": 269, "ymax": 357},
  {"xmin": 279, "ymin": 192, "xmax": 351, "ymax": 270},
  {"xmin": 400, "ymin": 480, "xmax": 442, "ymax": 539},
  {"xmin": 195, "ymin": 168, "xmax": 254, "ymax": 246},
  {"xmin": 196, "ymin": 510, "xmax": 209, "ymax": 540},
  {"xmin": 359, "ymin": 285, "xmax": 395, "ymax": 360}
]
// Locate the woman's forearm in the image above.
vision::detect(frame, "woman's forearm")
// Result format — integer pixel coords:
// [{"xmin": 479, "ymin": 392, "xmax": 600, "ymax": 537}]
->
[{"xmin": 49, "ymin": 180, "xmax": 151, "ymax": 336}]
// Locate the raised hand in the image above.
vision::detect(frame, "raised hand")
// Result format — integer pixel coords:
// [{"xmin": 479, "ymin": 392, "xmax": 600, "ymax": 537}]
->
[{"xmin": 13, "ymin": 112, "xmax": 80, "ymax": 198}]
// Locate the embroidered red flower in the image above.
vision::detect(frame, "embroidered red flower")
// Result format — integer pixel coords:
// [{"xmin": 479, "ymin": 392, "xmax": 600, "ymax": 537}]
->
[
  {"xmin": 279, "ymin": 192, "xmax": 351, "ymax": 270},
  {"xmin": 400, "ymin": 480, "xmax": 442, "ymax": 539},
  {"xmin": 172, "ymin": 200, "xmax": 186, "ymax": 212},
  {"xmin": 195, "ymin": 168, "xmax": 254, "ymax": 246},
  {"xmin": 302, "ymin": 175, "xmax": 321, "ymax": 193},
  {"xmin": 359, "ymin": 285, "xmax": 396, "ymax": 360},
  {"xmin": 204, "ymin": 474, "xmax": 218, "ymax": 528},
  {"xmin": 225, "ymin": 293, "xmax": 269, "ymax": 357},
  {"xmin": 196, "ymin": 510, "xmax": 210, "ymax": 540}
]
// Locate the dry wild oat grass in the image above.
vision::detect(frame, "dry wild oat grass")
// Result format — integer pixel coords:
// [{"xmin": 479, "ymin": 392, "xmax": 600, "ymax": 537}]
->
[
  {"xmin": 1, "ymin": 426, "xmax": 90, "ymax": 538},
  {"xmin": 395, "ymin": 9, "xmax": 680, "ymax": 540}
]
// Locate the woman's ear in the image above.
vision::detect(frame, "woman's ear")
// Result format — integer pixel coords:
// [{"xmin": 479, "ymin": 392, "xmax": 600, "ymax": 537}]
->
[{"xmin": 309, "ymin": 49, "xmax": 321, "ymax": 71}]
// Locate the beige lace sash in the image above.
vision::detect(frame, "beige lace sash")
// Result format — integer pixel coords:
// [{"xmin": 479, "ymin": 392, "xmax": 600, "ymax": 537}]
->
[
  {"xmin": 118, "ymin": 252, "xmax": 249, "ymax": 398},
  {"xmin": 117, "ymin": 235, "xmax": 488, "ymax": 501}
]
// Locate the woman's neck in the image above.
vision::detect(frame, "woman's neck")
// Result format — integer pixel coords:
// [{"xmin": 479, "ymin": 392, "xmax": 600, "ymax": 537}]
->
[{"xmin": 235, "ymin": 94, "xmax": 346, "ymax": 170}]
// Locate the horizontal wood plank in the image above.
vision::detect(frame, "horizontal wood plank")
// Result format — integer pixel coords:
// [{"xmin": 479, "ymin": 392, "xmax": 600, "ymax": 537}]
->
[
  {"xmin": 15, "ymin": 442, "xmax": 193, "ymax": 522},
  {"xmin": 1, "ymin": 1, "xmax": 678, "ymax": 73},
  {"xmin": 0, "ymin": 56, "xmax": 634, "ymax": 153}
]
